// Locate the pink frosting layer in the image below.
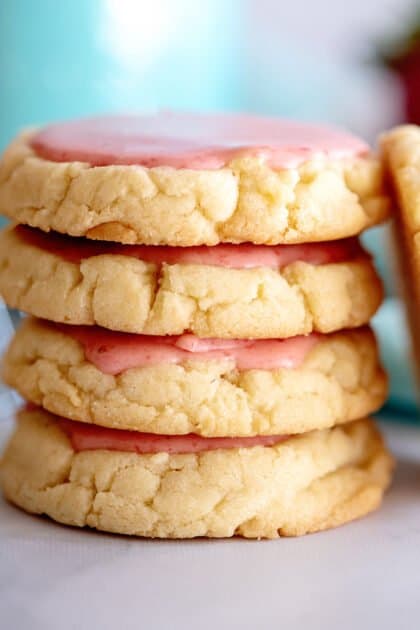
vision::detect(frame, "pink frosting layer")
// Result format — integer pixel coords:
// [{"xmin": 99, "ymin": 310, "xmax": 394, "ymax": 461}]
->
[
  {"xmin": 57, "ymin": 416, "xmax": 289, "ymax": 454},
  {"xmin": 56, "ymin": 323, "xmax": 318, "ymax": 374},
  {"xmin": 16, "ymin": 226, "xmax": 366, "ymax": 269},
  {"xmin": 30, "ymin": 112, "xmax": 369, "ymax": 170}
]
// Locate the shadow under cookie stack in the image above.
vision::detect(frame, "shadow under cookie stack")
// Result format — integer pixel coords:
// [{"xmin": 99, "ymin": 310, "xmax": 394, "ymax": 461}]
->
[{"xmin": 0, "ymin": 113, "xmax": 394, "ymax": 538}]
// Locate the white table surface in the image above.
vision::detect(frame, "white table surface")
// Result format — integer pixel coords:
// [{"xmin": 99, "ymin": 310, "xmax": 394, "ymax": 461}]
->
[{"xmin": 0, "ymin": 416, "xmax": 419, "ymax": 630}]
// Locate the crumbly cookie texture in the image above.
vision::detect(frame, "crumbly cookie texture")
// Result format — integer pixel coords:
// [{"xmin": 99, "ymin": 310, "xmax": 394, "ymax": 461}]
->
[
  {"xmin": 0, "ymin": 409, "xmax": 393, "ymax": 538},
  {"xmin": 0, "ymin": 132, "xmax": 390, "ymax": 246},
  {"xmin": 3, "ymin": 318, "xmax": 387, "ymax": 437},
  {"xmin": 0, "ymin": 227, "xmax": 383, "ymax": 338}
]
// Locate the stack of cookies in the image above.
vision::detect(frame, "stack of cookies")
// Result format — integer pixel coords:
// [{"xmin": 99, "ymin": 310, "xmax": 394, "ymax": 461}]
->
[{"xmin": 0, "ymin": 113, "xmax": 394, "ymax": 538}]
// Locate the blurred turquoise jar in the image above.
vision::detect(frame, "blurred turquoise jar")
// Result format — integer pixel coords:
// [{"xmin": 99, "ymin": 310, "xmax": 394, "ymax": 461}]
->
[{"xmin": 0, "ymin": 0, "xmax": 241, "ymax": 150}]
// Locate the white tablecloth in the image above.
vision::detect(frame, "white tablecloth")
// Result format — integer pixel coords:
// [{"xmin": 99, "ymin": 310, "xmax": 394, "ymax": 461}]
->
[{"xmin": 1, "ymin": 417, "xmax": 419, "ymax": 630}]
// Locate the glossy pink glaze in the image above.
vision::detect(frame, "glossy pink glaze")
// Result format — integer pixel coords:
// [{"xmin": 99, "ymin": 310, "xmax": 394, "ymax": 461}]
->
[
  {"xmin": 56, "ymin": 416, "xmax": 289, "ymax": 453},
  {"xmin": 56, "ymin": 323, "xmax": 319, "ymax": 374},
  {"xmin": 30, "ymin": 112, "xmax": 369, "ymax": 170},
  {"xmin": 15, "ymin": 225, "xmax": 366, "ymax": 269}
]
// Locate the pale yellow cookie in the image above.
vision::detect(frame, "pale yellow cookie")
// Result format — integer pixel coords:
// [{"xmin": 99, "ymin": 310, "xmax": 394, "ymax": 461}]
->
[
  {"xmin": 0, "ymin": 226, "xmax": 383, "ymax": 338},
  {"xmin": 0, "ymin": 408, "xmax": 393, "ymax": 538},
  {"xmin": 381, "ymin": 125, "xmax": 420, "ymax": 240},
  {"xmin": 381, "ymin": 125, "xmax": 420, "ymax": 373},
  {"xmin": 3, "ymin": 318, "xmax": 388, "ymax": 437},
  {"xmin": 0, "ymin": 132, "xmax": 389, "ymax": 246}
]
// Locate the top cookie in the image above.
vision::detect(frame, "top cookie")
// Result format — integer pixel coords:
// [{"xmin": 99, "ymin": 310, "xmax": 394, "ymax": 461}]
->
[{"xmin": 0, "ymin": 113, "xmax": 389, "ymax": 245}]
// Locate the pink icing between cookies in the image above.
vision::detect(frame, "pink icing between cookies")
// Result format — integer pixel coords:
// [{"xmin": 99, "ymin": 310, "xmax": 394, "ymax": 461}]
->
[
  {"xmin": 55, "ymin": 323, "xmax": 319, "ymax": 375},
  {"xmin": 30, "ymin": 112, "xmax": 369, "ymax": 170},
  {"xmin": 55, "ymin": 415, "xmax": 290, "ymax": 454},
  {"xmin": 15, "ymin": 225, "xmax": 366, "ymax": 269}
]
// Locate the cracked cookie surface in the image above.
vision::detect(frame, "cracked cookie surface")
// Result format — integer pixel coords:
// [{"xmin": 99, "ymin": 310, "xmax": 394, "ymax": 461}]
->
[
  {"xmin": 0, "ymin": 226, "xmax": 383, "ymax": 338},
  {"xmin": 2, "ymin": 318, "xmax": 388, "ymax": 436},
  {"xmin": 0, "ymin": 409, "xmax": 394, "ymax": 538},
  {"xmin": 0, "ymin": 132, "xmax": 389, "ymax": 246}
]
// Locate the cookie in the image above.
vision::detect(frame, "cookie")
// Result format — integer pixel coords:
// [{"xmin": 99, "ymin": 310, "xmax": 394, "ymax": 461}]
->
[
  {"xmin": 0, "ymin": 225, "xmax": 383, "ymax": 338},
  {"xmin": 381, "ymin": 125, "xmax": 420, "ymax": 373},
  {"xmin": 0, "ymin": 408, "xmax": 394, "ymax": 538},
  {"xmin": 0, "ymin": 113, "xmax": 390, "ymax": 246},
  {"xmin": 381, "ymin": 125, "xmax": 420, "ymax": 241},
  {"xmin": 3, "ymin": 318, "xmax": 388, "ymax": 436}
]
